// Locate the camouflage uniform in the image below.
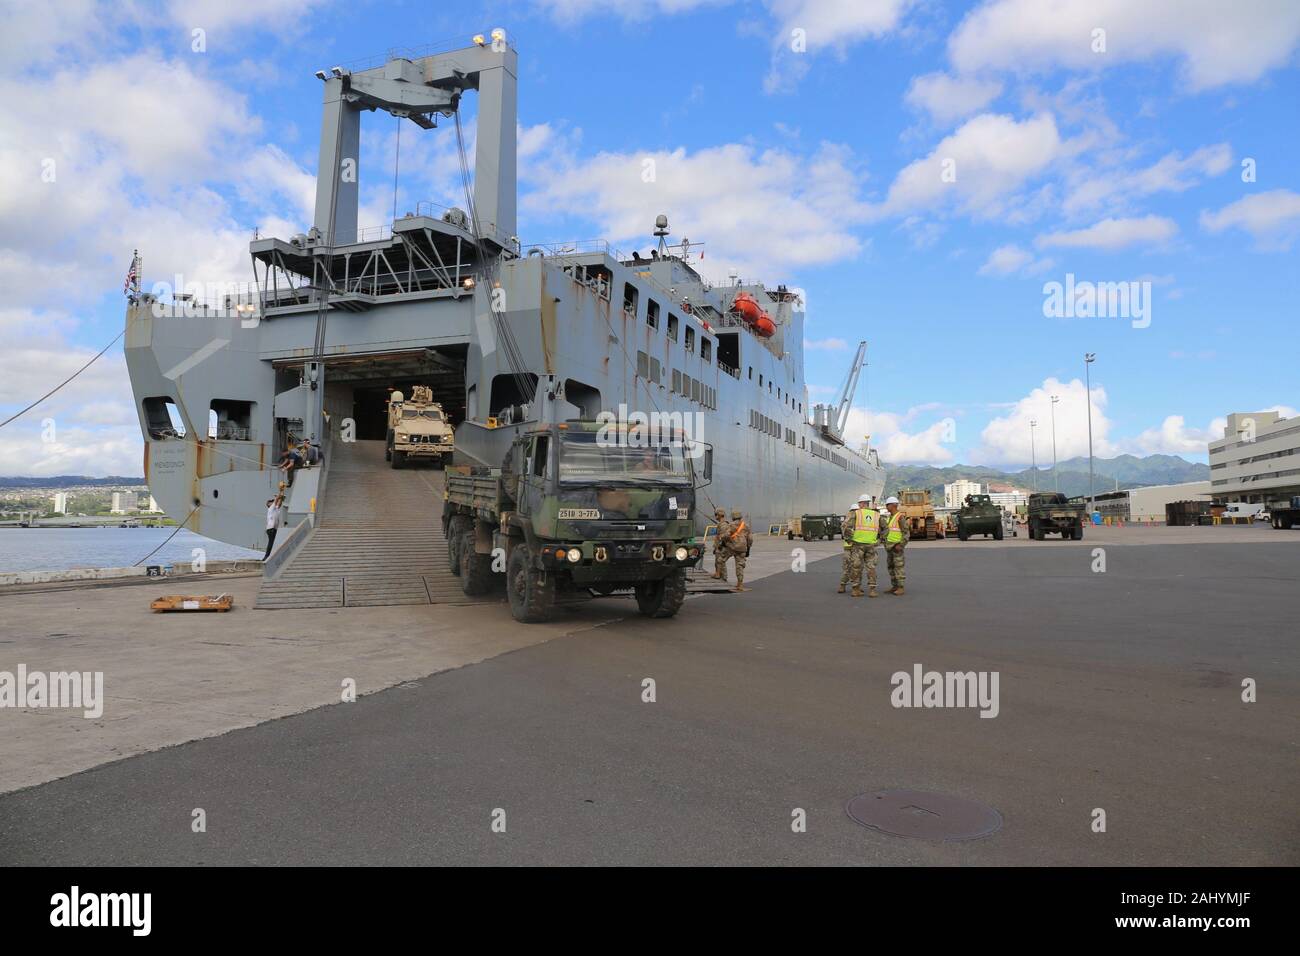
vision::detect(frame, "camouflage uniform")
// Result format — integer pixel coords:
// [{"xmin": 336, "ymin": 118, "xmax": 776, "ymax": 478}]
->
[
  {"xmin": 720, "ymin": 509, "xmax": 752, "ymax": 589},
  {"xmin": 882, "ymin": 509, "xmax": 909, "ymax": 592},
  {"xmin": 711, "ymin": 509, "xmax": 731, "ymax": 580},
  {"xmin": 839, "ymin": 507, "xmax": 879, "ymax": 594}
]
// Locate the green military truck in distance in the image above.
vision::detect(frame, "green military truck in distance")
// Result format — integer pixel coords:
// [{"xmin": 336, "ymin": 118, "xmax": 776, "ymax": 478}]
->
[
  {"xmin": 443, "ymin": 421, "xmax": 707, "ymax": 623},
  {"xmin": 1027, "ymin": 491, "xmax": 1085, "ymax": 540},
  {"xmin": 956, "ymin": 494, "xmax": 1004, "ymax": 540}
]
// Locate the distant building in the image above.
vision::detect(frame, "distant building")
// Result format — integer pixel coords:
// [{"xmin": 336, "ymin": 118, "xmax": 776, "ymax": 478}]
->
[
  {"xmin": 943, "ymin": 479, "xmax": 983, "ymax": 510},
  {"xmin": 110, "ymin": 491, "xmax": 139, "ymax": 514},
  {"xmin": 51, "ymin": 492, "xmax": 69, "ymax": 514},
  {"xmin": 988, "ymin": 488, "xmax": 1029, "ymax": 514},
  {"xmin": 146, "ymin": 495, "xmax": 161, "ymax": 513},
  {"xmin": 1071, "ymin": 481, "xmax": 1211, "ymax": 521},
  {"xmin": 1208, "ymin": 411, "xmax": 1300, "ymax": 505}
]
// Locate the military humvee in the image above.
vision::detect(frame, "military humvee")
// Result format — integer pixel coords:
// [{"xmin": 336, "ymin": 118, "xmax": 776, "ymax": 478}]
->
[
  {"xmin": 386, "ymin": 386, "xmax": 454, "ymax": 469},
  {"xmin": 442, "ymin": 421, "xmax": 707, "ymax": 623}
]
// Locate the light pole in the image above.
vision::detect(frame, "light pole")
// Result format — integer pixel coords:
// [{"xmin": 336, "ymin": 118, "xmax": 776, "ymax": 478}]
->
[
  {"xmin": 1050, "ymin": 395, "xmax": 1060, "ymax": 492},
  {"xmin": 1029, "ymin": 419, "xmax": 1038, "ymax": 492},
  {"xmin": 1084, "ymin": 353, "xmax": 1096, "ymax": 514}
]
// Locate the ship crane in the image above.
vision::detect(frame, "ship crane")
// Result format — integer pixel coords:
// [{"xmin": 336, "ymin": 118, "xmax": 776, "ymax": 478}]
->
[{"xmin": 815, "ymin": 340, "xmax": 866, "ymax": 445}]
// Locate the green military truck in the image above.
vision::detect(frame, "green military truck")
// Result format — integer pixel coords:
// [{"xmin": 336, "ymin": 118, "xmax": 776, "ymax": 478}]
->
[
  {"xmin": 443, "ymin": 421, "xmax": 706, "ymax": 623},
  {"xmin": 956, "ymin": 493, "xmax": 1004, "ymax": 541},
  {"xmin": 1027, "ymin": 492, "xmax": 1085, "ymax": 540}
]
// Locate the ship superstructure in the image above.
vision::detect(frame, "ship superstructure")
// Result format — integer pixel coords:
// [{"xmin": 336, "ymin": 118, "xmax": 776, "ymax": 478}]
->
[{"xmin": 124, "ymin": 35, "xmax": 884, "ymax": 554}]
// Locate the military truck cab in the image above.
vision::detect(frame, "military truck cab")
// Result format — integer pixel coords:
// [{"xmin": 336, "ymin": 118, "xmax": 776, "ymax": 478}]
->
[
  {"xmin": 1027, "ymin": 492, "xmax": 1085, "ymax": 540},
  {"xmin": 443, "ymin": 421, "xmax": 707, "ymax": 623}
]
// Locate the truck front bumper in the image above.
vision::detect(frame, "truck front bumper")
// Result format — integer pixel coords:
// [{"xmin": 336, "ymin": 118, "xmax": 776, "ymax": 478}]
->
[{"xmin": 537, "ymin": 541, "xmax": 702, "ymax": 582}]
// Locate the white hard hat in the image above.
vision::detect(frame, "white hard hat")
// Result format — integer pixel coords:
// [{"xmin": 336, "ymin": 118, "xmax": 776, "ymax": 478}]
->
[
  {"xmin": 884, "ymin": 496, "xmax": 900, "ymax": 505},
  {"xmin": 857, "ymin": 494, "xmax": 870, "ymax": 503}
]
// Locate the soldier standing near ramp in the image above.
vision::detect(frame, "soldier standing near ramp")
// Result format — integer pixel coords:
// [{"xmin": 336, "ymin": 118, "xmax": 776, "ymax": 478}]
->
[
  {"xmin": 710, "ymin": 507, "xmax": 731, "ymax": 581},
  {"xmin": 839, "ymin": 494, "xmax": 880, "ymax": 597},
  {"xmin": 720, "ymin": 508, "xmax": 752, "ymax": 592},
  {"xmin": 881, "ymin": 496, "xmax": 909, "ymax": 595}
]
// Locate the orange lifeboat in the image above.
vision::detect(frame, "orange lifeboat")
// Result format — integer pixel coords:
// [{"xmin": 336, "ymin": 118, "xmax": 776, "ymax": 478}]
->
[
  {"xmin": 754, "ymin": 312, "xmax": 776, "ymax": 337},
  {"xmin": 731, "ymin": 292, "xmax": 762, "ymax": 325}
]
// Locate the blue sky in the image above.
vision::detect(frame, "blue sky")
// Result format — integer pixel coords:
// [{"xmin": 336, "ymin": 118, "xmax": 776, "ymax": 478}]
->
[{"xmin": 1, "ymin": 0, "xmax": 1298, "ymax": 476}]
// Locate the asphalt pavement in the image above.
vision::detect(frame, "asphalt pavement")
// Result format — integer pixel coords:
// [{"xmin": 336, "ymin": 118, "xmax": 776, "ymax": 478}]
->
[{"xmin": 1, "ymin": 538, "xmax": 1295, "ymax": 865}]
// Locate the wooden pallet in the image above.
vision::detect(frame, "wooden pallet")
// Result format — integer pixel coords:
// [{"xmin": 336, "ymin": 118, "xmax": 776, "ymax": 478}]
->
[{"xmin": 150, "ymin": 594, "xmax": 234, "ymax": 612}]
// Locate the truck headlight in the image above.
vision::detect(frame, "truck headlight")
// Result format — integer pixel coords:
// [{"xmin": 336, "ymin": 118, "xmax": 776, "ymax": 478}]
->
[
  {"xmin": 674, "ymin": 546, "xmax": 688, "ymax": 561},
  {"xmin": 567, "ymin": 548, "xmax": 581, "ymax": 563}
]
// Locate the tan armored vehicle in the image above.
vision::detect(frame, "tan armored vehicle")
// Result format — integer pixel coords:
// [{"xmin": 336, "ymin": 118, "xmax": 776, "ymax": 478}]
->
[{"xmin": 386, "ymin": 386, "xmax": 454, "ymax": 469}]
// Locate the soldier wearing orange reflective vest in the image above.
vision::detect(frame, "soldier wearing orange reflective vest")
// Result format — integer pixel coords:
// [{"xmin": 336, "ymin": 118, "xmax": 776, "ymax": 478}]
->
[
  {"xmin": 719, "ymin": 508, "xmax": 752, "ymax": 592},
  {"xmin": 839, "ymin": 493, "xmax": 880, "ymax": 597},
  {"xmin": 881, "ymin": 496, "xmax": 909, "ymax": 595}
]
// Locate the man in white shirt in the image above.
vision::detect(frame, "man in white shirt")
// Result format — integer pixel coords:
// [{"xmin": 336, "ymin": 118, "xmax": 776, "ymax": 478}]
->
[{"xmin": 263, "ymin": 493, "xmax": 285, "ymax": 560}]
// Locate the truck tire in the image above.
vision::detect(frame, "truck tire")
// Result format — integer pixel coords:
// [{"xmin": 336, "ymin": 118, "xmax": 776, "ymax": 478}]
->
[
  {"xmin": 385, "ymin": 430, "xmax": 393, "ymax": 461},
  {"xmin": 993, "ymin": 523, "xmax": 1003, "ymax": 541},
  {"xmin": 507, "ymin": 545, "xmax": 555, "ymax": 623},
  {"xmin": 635, "ymin": 568, "xmax": 688, "ymax": 618},
  {"xmin": 448, "ymin": 530, "xmax": 462, "ymax": 575},
  {"xmin": 391, "ymin": 451, "xmax": 405, "ymax": 469},
  {"xmin": 958, "ymin": 527, "xmax": 968, "ymax": 541},
  {"xmin": 1072, "ymin": 524, "xmax": 1084, "ymax": 540},
  {"xmin": 459, "ymin": 532, "xmax": 494, "ymax": 595}
]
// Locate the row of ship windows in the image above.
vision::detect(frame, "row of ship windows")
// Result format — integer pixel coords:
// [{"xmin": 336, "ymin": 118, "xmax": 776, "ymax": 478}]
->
[
  {"xmin": 746, "ymin": 410, "xmax": 867, "ymax": 477},
  {"xmin": 634, "ymin": 350, "xmax": 717, "ymax": 408}
]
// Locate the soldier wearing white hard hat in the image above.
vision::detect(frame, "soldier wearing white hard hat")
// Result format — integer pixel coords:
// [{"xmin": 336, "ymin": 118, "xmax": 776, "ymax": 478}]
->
[
  {"xmin": 839, "ymin": 493, "xmax": 881, "ymax": 597},
  {"xmin": 881, "ymin": 496, "xmax": 908, "ymax": 595}
]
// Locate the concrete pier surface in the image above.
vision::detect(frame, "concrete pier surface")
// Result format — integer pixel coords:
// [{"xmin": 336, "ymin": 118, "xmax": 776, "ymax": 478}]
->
[{"xmin": 0, "ymin": 524, "xmax": 1296, "ymax": 865}]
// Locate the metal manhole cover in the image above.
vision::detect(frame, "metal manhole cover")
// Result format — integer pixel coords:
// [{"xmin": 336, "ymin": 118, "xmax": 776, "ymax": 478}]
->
[{"xmin": 845, "ymin": 789, "xmax": 1002, "ymax": 842}]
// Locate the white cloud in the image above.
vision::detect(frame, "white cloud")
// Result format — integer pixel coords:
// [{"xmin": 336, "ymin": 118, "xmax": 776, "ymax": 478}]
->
[
  {"xmin": 1035, "ymin": 215, "xmax": 1178, "ymax": 251},
  {"xmin": 804, "ymin": 337, "xmax": 848, "ymax": 351},
  {"xmin": 535, "ymin": 0, "xmax": 727, "ymax": 21},
  {"xmin": 522, "ymin": 141, "xmax": 870, "ymax": 280},
  {"xmin": 1127, "ymin": 415, "xmax": 1224, "ymax": 457},
  {"xmin": 167, "ymin": 0, "xmax": 326, "ymax": 33},
  {"xmin": 763, "ymin": 0, "xmax": 915, "ymax": 92},
  {"xmin": 1200, "ymin": 190, "xmax": 1300, "ymax": 248},
  {"xmin": 948, "ymin": 0, "xmax": 1300, "ymax": 91},
  {"xmin": 978, "ymin": 243, "xmax": 1053, "ymax": 276},
  {"xmin": 977, "ymin": 377, "xmax": 1112, "ymax": 467},
  {"xmin": 1063, "ymin": 143, "xmax": 1234, "ymax": 215},
  {"xmin": 876, "ymin": 113, "xmax": 1065, "ymax": 220},
  {"xmin": 905, "ymin": 72, "xmax": 1004, "ymax": 125},
  {"xmin": 843, "ymin": 405, "xmax": 956, "ymax": 465}
]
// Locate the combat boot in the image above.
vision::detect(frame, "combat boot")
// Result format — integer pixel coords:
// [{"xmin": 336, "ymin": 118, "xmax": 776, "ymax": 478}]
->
[
  {"xmin": 891, "ymin": 586, "xmax": 905, "ymax": 596},
  {"xmin": 851, "ymin": 587, "xmax": 863, "ymax": 598},
  {"xmin": 836, "ymin": 584, "xmax": 846, "ymax": 593},
  {"xmin": 868, "ymin": 588, "xmax": 878, "ymax": 598}
]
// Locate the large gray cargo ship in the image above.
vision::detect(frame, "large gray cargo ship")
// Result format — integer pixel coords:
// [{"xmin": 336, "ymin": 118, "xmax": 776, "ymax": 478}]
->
[{"xmin": 124, "ymin": 36, "xmax": 884, "ymax": 554}]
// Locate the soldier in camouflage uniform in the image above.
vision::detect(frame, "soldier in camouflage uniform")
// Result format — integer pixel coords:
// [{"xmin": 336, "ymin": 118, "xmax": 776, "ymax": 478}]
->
[
  {"xmin": 710, "ymin": 507, "xmax": 731, "ymax": 581},
  {"xmin": 720, "ymin": 508, "xmax": 752, "ymax": 592},
  {"xmin": 881, "ymin": 496, "xmax": 909, "ymax": 595},
  {"xmin": 839, "ymin": 494, "xmax": 880, "ymax": 597}
]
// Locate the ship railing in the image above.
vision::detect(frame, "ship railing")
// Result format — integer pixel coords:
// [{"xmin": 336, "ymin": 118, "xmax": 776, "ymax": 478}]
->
[
  {"xmin": 338, "ymin": 36, "xmax": 519, "ymax": 74},
  {"xmin": 717, "ymin": 360, "xmax": 740, "ymax": 379}
]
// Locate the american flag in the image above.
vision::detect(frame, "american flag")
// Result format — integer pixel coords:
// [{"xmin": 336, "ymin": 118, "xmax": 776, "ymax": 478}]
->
[{"xmin": 123, "ymin": 253, "xmax": 138, "ymax": 295}]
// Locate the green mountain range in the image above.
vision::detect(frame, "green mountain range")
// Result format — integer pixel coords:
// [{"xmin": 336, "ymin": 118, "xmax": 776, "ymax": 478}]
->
[{"xmin": 881, "ymin": 454, "xmax": 1209, "ymax": 500}]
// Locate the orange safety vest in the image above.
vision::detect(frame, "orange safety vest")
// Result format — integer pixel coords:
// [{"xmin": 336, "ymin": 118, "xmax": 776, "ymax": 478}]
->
[{"xmin": 728, "ymin": 520, "xmax": 747, "ymax": 541}]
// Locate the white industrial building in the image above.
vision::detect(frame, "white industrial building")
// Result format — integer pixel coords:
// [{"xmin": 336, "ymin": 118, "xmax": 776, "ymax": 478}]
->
[
  {"xmin": 110, "ymin": 491, "xmax": 139, "ymax": 514},
  {"xmin": 943, "ymin": 479, "xmax": 984, "ymax": 510},
  {"xmin": 989, "ymin": 490, "xmax": 1029, "ymax": 514},
  {"xmin": 50, "ymin": 492, "xmax": 69, "ymax": 514},
  {"xmin": 1208, "ymin": 411, "xmax": 1300, "ymax": 505},
  {"xmin": 1074, "ymin": 481, "xmax": 1212, "ymax": 521}
]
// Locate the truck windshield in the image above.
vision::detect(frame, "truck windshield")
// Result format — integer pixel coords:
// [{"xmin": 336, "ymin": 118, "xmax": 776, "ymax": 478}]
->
[
  {"xmin": 559, "ymin": 433, "xmax": 690, "ymax": 482},
  {"xmin": 421, "ymin": 409, "xmax": 443, "ymax": 420}
]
